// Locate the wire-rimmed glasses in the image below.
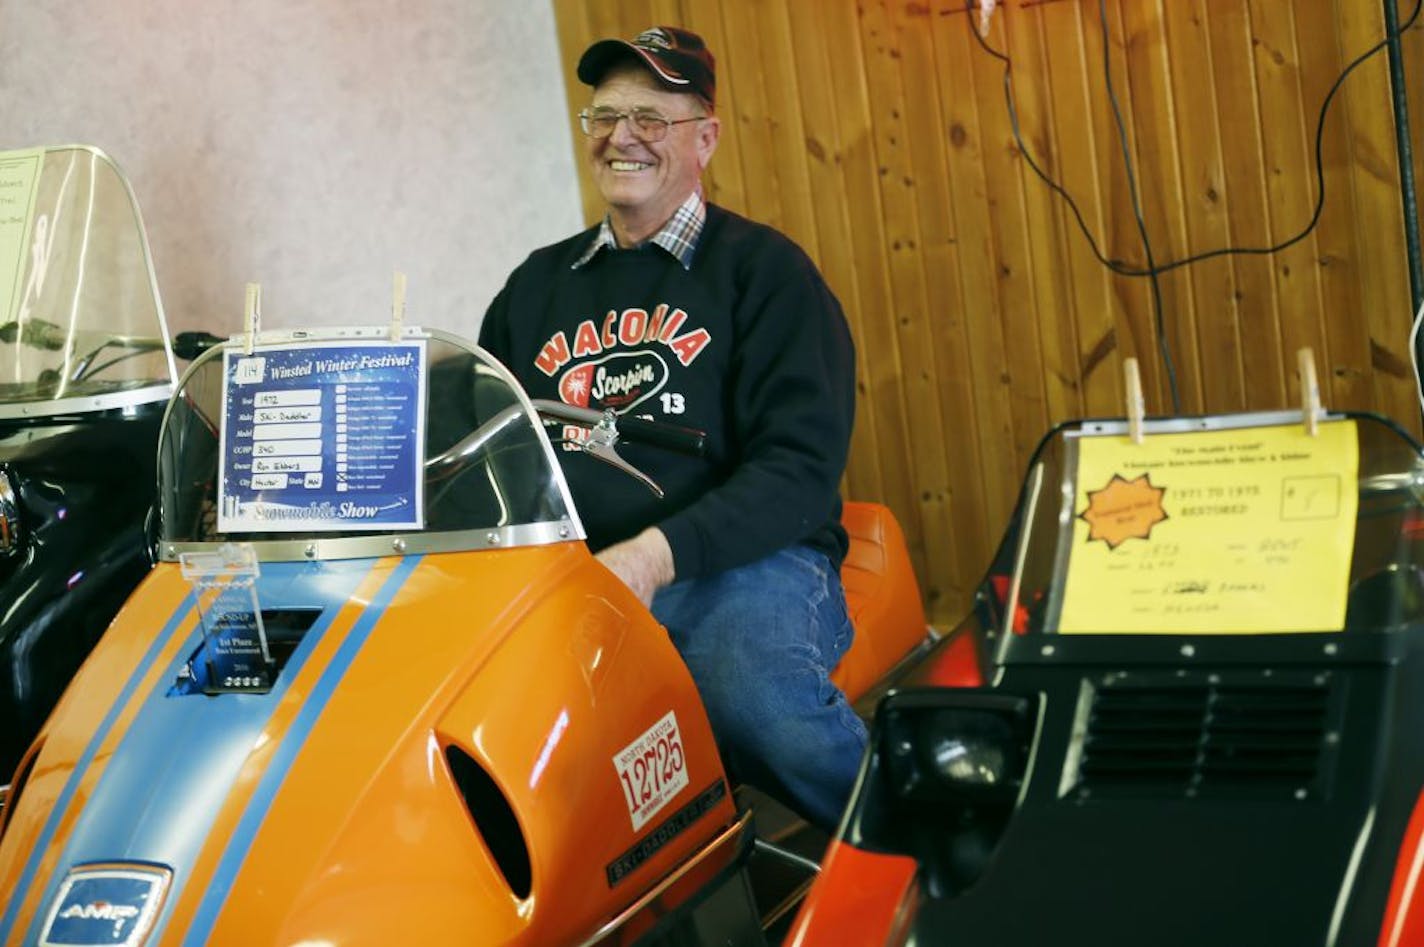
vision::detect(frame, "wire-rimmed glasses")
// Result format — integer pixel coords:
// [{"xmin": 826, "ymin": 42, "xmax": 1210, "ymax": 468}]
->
[{"xmin": 578, "ymin": 107, "xmax": 705, "ymax": 142}]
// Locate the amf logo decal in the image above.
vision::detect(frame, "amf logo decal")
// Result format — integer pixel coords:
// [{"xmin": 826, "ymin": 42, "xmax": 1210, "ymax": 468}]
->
[{"xmin": 40, "ymin": 864, "xmax": 171, "ymax": 947}]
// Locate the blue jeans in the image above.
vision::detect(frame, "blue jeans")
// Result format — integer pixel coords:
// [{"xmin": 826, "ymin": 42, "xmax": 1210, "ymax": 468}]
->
[{"xmin": 651, "ymin": 545, "xmax": 869, "ymax": 832}]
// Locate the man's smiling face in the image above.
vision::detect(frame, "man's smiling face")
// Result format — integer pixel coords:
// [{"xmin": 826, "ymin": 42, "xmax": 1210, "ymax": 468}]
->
[{"xmin": 586, "ymin": 64, "xmax": 718, "ymax": 246}]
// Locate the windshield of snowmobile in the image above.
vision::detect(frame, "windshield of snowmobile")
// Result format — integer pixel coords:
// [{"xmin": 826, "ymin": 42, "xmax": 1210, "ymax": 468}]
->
[
  {"xmin": 993, "ymin": 412, "xmax": 1424, "ymax": 635},
  {"xmin": 0, "ymin": 146, "xmax": 175, "ymax": 415},
  {"xmin": 156, "ymin": 327, "xmax": 582, "ymax": 561}
]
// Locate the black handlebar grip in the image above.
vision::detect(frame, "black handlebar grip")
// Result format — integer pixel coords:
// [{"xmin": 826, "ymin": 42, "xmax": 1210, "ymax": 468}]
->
[
  {"xmin": 614, "ymin": 415, "xmax": 707, "ymax": 457},
  {"xmin": 172, "ymin": 331, "xmax": 225, "ymax": 361}
]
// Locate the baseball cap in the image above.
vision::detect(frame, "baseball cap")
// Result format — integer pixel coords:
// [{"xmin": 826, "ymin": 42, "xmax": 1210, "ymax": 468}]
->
[{"xmin": 577, "ymin": 26, "xmax": 716, "ymax": 107}]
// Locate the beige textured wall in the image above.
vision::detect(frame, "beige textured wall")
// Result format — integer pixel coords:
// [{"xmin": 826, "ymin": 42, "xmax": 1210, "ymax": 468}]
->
[{"xmin": 0, "ymin": 0, "xmax": 581, "ymax": 338}]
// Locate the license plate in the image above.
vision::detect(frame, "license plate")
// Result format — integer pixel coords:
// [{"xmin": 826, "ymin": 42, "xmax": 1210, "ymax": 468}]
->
[{"xmin": 613, "ymin": 711, "xmax": 689, "ymax": 832}]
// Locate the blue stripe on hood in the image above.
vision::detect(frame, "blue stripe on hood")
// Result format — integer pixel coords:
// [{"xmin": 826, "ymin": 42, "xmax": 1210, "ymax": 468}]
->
[
  {"xmin": 17, "ymin": 558, "xmax": 382, "ymax": 946},
  {"xmin": 0, "ymin": 585, "xmax": 197, "ymax": 942},
  {"xmin": 181, "ymin": 554, "xmax": 421, "ymax": 945}
]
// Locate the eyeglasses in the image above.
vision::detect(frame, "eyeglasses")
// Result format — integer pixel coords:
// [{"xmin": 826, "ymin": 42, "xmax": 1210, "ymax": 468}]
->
[{"xmin": 578, "ymin": 107, "xmax": 705, "ymax": 142}]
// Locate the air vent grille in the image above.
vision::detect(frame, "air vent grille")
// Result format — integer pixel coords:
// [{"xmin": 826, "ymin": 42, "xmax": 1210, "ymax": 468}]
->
[{"xmin": 1074, "ymin": 679, "xmax": 1331, "ymax": 799}]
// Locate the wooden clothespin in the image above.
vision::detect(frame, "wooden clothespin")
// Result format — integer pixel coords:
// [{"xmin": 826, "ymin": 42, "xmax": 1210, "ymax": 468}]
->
[
  {"xmin": 1124, "ymin": 357, "xmax": 1145, "ymax": 444},
  {"xmin": 978, "ymin": 0, "xmax": 997, "ymax": 36},
  {"xmin": 390, "ymin": 271, "xmax": 406, "ymax": 342},
  {"xmin": 1298, "ymin": 347, "xmax": 1321, "ymax": 436},
  {"xmin": 243, "ymin": 283, "xmax": 261, "ymax": 355}
]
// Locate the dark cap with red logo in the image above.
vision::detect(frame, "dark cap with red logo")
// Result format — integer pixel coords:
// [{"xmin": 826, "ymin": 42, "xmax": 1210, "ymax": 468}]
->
[{"xmin": 577, "ymin": 26, "xmax": 716, "ymax": 107}]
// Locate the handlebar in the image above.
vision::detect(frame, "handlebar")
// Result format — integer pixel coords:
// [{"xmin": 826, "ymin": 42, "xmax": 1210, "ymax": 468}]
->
[{"xmin": 531, "ymin": 399, "xmax": 706, "ymax": 457}]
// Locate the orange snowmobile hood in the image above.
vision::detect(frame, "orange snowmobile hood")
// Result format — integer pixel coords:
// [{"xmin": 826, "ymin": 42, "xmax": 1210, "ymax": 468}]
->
[{"xmin": 0, "ymin": 542, "xmax": 737, "ymax": 946}]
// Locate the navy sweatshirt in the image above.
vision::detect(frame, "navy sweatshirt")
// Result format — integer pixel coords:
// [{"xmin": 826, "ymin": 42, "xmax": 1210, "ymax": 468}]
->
[{"xmin": 479, "ymin": 203, "xmax": 855, "ymax": 579}]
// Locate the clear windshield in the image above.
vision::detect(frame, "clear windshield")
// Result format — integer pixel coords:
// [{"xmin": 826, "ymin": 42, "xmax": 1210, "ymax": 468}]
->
[
  {"xmin": 992, "ymin": 412, "xmax": 1424, "ymax": 636},
  {"xmin": 157, "ymin": 328, "xmax": 581, "ymax": 560},
  {"xmin": 0, "ymin": 146, "xmax": 174, "ymax": 410}
]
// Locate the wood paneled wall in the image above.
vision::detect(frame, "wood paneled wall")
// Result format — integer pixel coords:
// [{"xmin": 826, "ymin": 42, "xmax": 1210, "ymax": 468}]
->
[{"xmin": 553, "ymin": 0, "xmax": 1424, "ymax": 626}]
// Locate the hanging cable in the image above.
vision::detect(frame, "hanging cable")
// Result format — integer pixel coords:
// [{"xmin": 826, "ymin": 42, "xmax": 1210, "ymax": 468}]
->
[
  {"xmin": 963, "ymin": 0, "xmax": 1422, "ymax": 417},
  {"xmin": 966, "ymin": 0, "xmax": 1421, "ymax": 278},
  {"xmin": 1094, "ymin": 0, "xmax": 1178, "ymax": 412},
  {"xmin": 964, "ymin": 0, "xmax": 1180, "ymax": 409}
]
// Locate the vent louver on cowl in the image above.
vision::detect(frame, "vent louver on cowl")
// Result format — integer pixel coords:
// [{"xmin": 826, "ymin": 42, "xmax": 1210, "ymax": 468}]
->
[{"xmin": 1069, "ymin": 676, "xmax": 1333, "ymax": 800}]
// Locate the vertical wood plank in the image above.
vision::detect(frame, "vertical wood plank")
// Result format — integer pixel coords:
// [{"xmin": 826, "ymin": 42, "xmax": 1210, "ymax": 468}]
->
[
  {"xmin": 815, "ymin": 1, "xmax": 933, "ymax": 615},
  {"xmin": 681, "ymin": 0, "xmax": 747, "ymax": 212},
  {"xmin": 783, "ymin": 0, "xmax": 886, "ymax": 509},
  {"xmin": 1117, "ymin": 0, "xmax": 1203, "ymax": 417},
  {"xmin": 929, "ymin": 4, "xmax": 1025, "ymax": 541},
  {"xmin": 855, "ymin": 0, "xmax": 963, "ymax": 615},
  {"xmin": 1248, "ymin": 1, "xmax": 1331, "ymax": 407},
  {"xmin": 1338, "ymin": 0, "xmax": 1417, "ymax": 424},
  {"xmin": 1204, "ymin": 2, "xmax": 1287, "ymax": 408},
  {"xmin": 1084, "ymin": 1, "xmax": 1166, "ymax": 412},
  {"xmin": 1006, "ymin": 3, "xmax": 1086, "ymax": 425},
  {"xmin": 1159, "ymin": 0, "xmax": 1246, "ymax": 412},
  {"xmin": 897, "ymin": 2, "xmax": 998, "ymax": 592},
  {"xmin": 714, "ymin": 3, "xmax": 784, "ymax": 235},
  {"xmin": 1295, "ymin": 0, "xmax": 1373, "ymax": 412},
  {"xmin": 843, "ymin": 0, "xmax": 956, "ymax": 609},
  {"xmin": 971, "ymin": 5, "xmax": 1054, "ymax": 474},
  {"xmin": 552, "ymin": 0, "xmax": 602, "ymax": 227},
  {"xmin": 1039, "ymin": 1, "xmax": 1122, "ymax": 418},
  {"xmin": 741, "ymin": 1, "xmax": 821, "ymax": 258}
]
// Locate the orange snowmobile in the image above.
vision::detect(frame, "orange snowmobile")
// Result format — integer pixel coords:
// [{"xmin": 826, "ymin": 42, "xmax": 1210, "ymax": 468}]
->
[{"xmin": 0, "ymin": 318, "xmax": 935, "ymax": 946}]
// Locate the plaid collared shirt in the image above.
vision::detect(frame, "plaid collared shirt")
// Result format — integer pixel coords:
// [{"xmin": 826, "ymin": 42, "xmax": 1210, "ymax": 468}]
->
[{"xmin": 571, "ymin": 189, "xmax": 706, "ymax": 271}]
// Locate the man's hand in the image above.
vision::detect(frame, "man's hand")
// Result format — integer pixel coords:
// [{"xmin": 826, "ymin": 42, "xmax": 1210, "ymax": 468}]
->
[{"xmin": 596, "ymin": 527, "xmax": 675, "ymax": 606}]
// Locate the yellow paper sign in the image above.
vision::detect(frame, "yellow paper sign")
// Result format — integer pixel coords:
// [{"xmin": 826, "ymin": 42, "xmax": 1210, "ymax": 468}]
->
[
  {"xmin": 1058, "ymin": 420, "xmax": 1358, "ymax": 634},
  {"xmin": 0, "ymin": 148, "xmax": 44, "ymax": 327}
]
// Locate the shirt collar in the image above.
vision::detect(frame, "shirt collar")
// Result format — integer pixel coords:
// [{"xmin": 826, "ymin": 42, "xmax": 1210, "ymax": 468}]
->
[{"xmin": 572, "ymin": 189, "xmax": 706, "ymax": 271}]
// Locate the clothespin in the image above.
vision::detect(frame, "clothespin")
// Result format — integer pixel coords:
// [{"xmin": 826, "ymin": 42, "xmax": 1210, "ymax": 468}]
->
[
  {"xmin": 243, "ymin": 283, "xmax": 261, "ymax": 355},
  {"xmin": 1298, "ymin": 347, "xmax": 1321, "ymax": 437},
  {"xmin": 1124, "ymin": 357, "xmax": 1145, "ymax": 444},
  {"xmin": 978, "ymin": 0, "xmax": 997, "ymax": 36},
  {"xmin": 390, "ymin": 271, "xmax": 406, "ymax": 342}
]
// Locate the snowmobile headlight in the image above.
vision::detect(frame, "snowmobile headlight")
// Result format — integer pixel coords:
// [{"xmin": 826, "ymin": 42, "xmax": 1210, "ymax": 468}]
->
[
  {"xmin": 881, "ymin": 691, "xmax": 1036, "ymax": 803},
  {"xmin": 923, "ymin": 711, "xmax": 1014, "ymax": 786},
  {"xmin": 842, "ymin": 690, "xmax": 1039, "ymax": 900}
]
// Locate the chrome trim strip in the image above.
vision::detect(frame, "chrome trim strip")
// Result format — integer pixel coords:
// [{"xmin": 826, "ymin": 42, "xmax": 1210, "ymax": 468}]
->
[
  {"xmin": 0, "ymin": 383, "xmax": 171, "ymax": 420},
  {"xmin": 1328, "ymin": 805, "xmax": 1377, "ymax": 947},
  {"xmin": 1000, "ymin": 461, "xmax": 1045, "ymax": 652},
  {"xmin": 1077, "ymin": 408, "xmax": 1338, "ymax": 437},
  {"xmin": 577, "ymin": 810, "xmax": 754, "ymax": 947},
  {"xmin": 159, "ymin": 519, "xmax": 580, "ymax": 563}
]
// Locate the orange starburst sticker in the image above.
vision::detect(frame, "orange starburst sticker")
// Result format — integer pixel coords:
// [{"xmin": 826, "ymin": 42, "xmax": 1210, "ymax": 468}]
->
[{"xmin": 1079, "ymin": 473, "xmax": 1168, "ymax": 549}]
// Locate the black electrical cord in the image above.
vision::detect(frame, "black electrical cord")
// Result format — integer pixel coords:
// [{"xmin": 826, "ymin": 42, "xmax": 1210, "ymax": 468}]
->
[
  {"xmin": 1095, "ymin": 0, "xmax": 1178, "ymax": 412},
  {"xmin": 965, "ymin": 0, "xmax": 1423, "ymax": 410},
  {"xmin": 968, "ymin": 0, "xmax": 1422, "ymax": 276},
  {"xmin": 965, "ymin": 0, "xmax": 1178, "ymax": 410}
]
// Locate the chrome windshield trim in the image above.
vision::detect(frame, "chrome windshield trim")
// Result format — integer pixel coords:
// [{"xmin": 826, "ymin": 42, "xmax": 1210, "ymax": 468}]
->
[
  {"xmin": 40, "ymin": 145, "xmax": 177, "ymax": 388},
  {"xmin": 159, "ymin": 518, "xmax": 583, "ymax": 563},
  {"xmin": 0, "ymin": 383, "xmax": 172, "ymax": 420},
  {"xmin": 71, "ymin": 145, "xmax": 180, "ymax": 388}
]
